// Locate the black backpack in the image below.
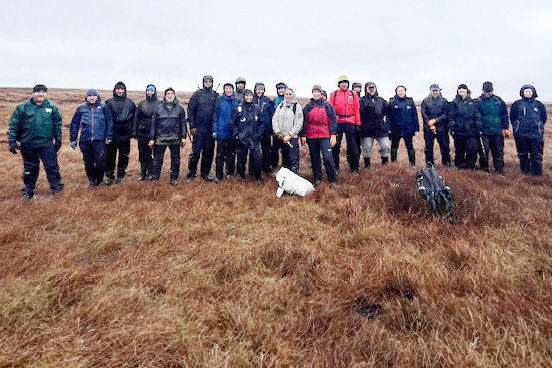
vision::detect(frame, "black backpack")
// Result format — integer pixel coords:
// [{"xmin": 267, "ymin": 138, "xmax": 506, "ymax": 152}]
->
[{"xmin": 416, "ymin": 163, "xmax": 455, "ymax": 221}]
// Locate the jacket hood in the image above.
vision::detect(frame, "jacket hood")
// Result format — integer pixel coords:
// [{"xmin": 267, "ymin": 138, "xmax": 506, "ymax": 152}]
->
[
  {"xmin": 284, "ymin": 89, "xmax": 298, "ymax": 105},
  {"xmin": 145, "ymin": 84, "xmax": 157, "ymax": 101},
  {"xmin": 163, "ymin": 97, "xmax": 179, "ymax": 105},
  {"xmin": 113, "ymin": 81, "xmax": 127, "ymax": 98},
  {"xmin": 364, "ymin": 82, "xmax": 378, "ymax": 96},
  {"xmin": 520, "ymin": 84, "xmax": 537, "ymax": 100}
]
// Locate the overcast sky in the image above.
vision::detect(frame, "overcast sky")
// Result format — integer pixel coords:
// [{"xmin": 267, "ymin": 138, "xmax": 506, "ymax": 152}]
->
[{"xmin": 2, "ymin": 0, "xmax": 551, "ymax": 101}]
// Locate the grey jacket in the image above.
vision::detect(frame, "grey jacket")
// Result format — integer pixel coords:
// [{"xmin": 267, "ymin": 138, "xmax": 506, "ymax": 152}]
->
[{"xmin": 272, "ymin": 98, "xmax": 304, "ymax": 138}]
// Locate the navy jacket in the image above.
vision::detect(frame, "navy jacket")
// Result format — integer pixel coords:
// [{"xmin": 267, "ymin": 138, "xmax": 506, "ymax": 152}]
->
[
  {"xmin": 421, "ymin": 95, "xmax": 449, "ymax": 134},
  {"xmin": 510, "ymin": 85, "xmax": 547, "ymax": 141},
  {"xmin": 360, "ymin": 92, "xmax": 389, "ymax": 138},
  {"xmin": 476, "ymin": 94, "xmax": 508, "ymax": 135},
  {"xmin": 388, "ymin": 96, "xmax": 419, "ymax": 137},
  {"xmin": 188, "ymin": 87, "xmax": 219, "ymax": 132},
  {"xmin": 253, "ymin": 94, "xmax": 276, "ymax": 137},
  {"xmin": 232, "ymin": 101, "xmax": 265, "ymax": 149},
  {"xmin": 70, "ymin": 97, "xmax": 114, "ymax": 142},
  {"xmin": 213, "ymin": 93, "xmax": 240, "ymax": 140},
  {"xmin": 447, "ymin": 96, "xmax": 482, "ymax": 139}
]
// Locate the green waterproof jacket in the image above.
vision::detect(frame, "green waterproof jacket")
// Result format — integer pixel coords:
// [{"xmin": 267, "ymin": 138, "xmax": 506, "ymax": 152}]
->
[{"xmin": 8, "ymin": 98, "xmax": 62, "ymax": 146}]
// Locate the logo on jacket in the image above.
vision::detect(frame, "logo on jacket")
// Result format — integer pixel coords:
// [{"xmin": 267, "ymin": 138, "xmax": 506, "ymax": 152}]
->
[
  {"xmin": 45, "ymin": 108, "xmax": 52, "ymax": 113},
  {"xmin": 534, "ymin": 107, "xmax": 539, "ymax": 112},
  {"xmin": 237, "ymin": 106, "xmax": 243, "ymax": 113}
]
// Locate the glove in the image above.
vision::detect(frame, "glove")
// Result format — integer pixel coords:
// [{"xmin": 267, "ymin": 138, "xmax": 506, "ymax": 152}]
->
[
  {"xmin": 8, "ymin": 141, "xmax": 19, "ymax": 154},
  {"xmin": 503, "ymin": 129, "xmax": 510, "ymax": 138},
  {"xmin": 190, "ymin": 128, "xmax": 197, "ymax": 136},
  {"xmin": 330, "ymin": 134, "xmax": 337, "ymax": 147},
  {"xmin": 277, "ymin": 133, "xmax": 284, "ymax": 140},
  {"xmin": 212, "ymin": 132, "xmax": 218, "ymax": 140},
  {"xmin": 54, "ymin": 138, "xmax": 62, "ymax": 152},
  {"xmin": 70, "ymin": 141, "xmax": 77, "ymax": 150},
  {"xmin": 105, "ymin": 138, "xmax": 112, "ymax": 145}
]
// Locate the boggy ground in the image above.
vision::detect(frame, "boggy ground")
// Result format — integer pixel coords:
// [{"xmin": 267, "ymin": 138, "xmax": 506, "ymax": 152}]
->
[{"xmin": 1, "ymin": 88, "xmax": 551, "ymax": 367}]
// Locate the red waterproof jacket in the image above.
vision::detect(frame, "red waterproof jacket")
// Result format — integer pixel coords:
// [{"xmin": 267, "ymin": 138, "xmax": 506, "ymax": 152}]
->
[{"xmin": 329, "ymin": 89, "xmax": 360, "ymax": 125}]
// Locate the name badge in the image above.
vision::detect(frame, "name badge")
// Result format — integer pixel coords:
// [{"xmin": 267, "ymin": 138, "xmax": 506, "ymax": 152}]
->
[
  {"xmin": 407, "ymin": 106, "xmax": 411, "ymax": 109},
  {"xmin": 534, "ymin": 107, "xmax": 539, "ymax": 112},
  {"xmin": 45, "ymin": 108, "xmax": 52, "ymax": 113}
]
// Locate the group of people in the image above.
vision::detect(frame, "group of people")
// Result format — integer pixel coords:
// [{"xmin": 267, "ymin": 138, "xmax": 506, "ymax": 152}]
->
[{"xmin": 6, "ymin": 76, "xmax": 547, "ymax": 198}]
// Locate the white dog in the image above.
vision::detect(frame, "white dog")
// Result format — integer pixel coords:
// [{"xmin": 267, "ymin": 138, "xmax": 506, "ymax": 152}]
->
[{"xmin": 275, "ymin": 167, "xmax": 315, "ymax": 198}]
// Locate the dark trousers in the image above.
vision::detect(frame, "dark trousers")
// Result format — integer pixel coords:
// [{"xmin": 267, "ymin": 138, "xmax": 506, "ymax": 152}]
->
[
  {"xmin": 307, "ymin": 138, "xmax": 337, "ymax": 183},
  {"xmin": 187, "ymin": 131, "xmax": 214, "ymax": 179},
  {"xmin": 271, "ymin": 135, "xmax": 288, "ymax": 169},
  {"xmin": 105, "ymin": 138, "xmax": 130, "ymax": 179},
  {"xmin": 20, "ymin": 143, "xmax": 63, "ymax": 195},
  {"xmin": 515, "ymin": 136, "xmax": 544, "ymax": 175},
  {"xmin": 236, "ymin": 142, "xmax": 262, "ymax": 180},
  {"xmin": 137, "ymin": 136, "xmax": 153, "ymax": 163},
  {"xmin": 80, "ymin": 140, "xmax": 107, "ymax": 184},
  {"xmin": 332, "ymin": 124, "xmax": 360, "ymax": 172},
  {"xmin": 479, "ymin": 134, "xmax": 505, "ymax": 172},
  {"xmin": 260, "ymin": 135, "xmax": 273, "ymax": 174},
  {"xmin": 390, "ymin": 134, "xmax": 414, "ymax": 150},
  {"xmin": 215, "ymin": 139, "xmax": 236, "ymax": 179},
  {"xmin": 424, "ymin": 131, "xmax": 451, "ymax": 166},
  {"xmin": 453, "ymin": 136, "xmax": 478, "ymax": 169},
  {"xmin": 272, "ymin": 138, "xmax": 300, "ymax": 173},
  {"xmin": 151, "ymin": 144, "xmax": 181, "ymax": 180}
]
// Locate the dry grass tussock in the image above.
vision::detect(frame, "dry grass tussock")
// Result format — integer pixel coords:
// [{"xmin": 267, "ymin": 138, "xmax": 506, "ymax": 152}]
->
[{"xmin": 1, "ymin": 88, "xmax": 552, "ymax": 367}]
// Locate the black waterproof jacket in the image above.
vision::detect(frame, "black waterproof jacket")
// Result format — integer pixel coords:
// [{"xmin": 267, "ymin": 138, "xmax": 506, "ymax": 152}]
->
[
  {"xmin": 188, "ymin": 87, "xmax": 219, "ymax": 132},
  {"xmin": 105, "ymin": 82, "xmax": 136, "ymax": 141}
]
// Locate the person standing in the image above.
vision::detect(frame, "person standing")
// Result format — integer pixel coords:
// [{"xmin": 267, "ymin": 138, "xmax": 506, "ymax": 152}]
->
[
  {"xmin": 388, "ymin": 86, "xmax": 419, "ymax": 166},
  {"xmin": 330, "ymin": 76, "xmax": 361, "ymax": 175},
  {"xmin": 359, "ymin": 82, "xmax": 390, "ymax": 168},
  {"xmin": 104, "ymin": 81, "xmax": 136, "ymax": 184},
  {"xmin": 271, "ymin": 82, "xmax": 287, "ymax": 169},
  {"xmin": 133, "ymin": 84, "xmax": 160, "ymax": 181},
  {"xmin": 212, "ymin": 83, "xmax": 240, "ymax": 182},
  {"xmin": 186, "ymin": 75, "xmax": 218, "ymax": 182},
  {"xmin": 70, "ymin": 89, "xmax": 113, "ymax": 187},
  {"xmin": 421, "ymin": 84, "xmax": 451, "ymax": 166},
  {"xmin": 272, "ymin": 88, "xmax": 304, "ymax": 174},
  {"xmin": 510, "ymin": 85, "xmax": 547, "ymax": 175},
  {"xmin": 301, "ymin": 84, "xmax": 338, "ymax": 187},
  {"xmin": 273, "ymin": 82, "xmax": 287, "ymax": 108},
  {"xmin": 149, "ymin": 88, "xmax": 187, "ymax": 185},
  {"xmin": 253, "ymin": 82, "xmax": 276, "ymax": 174},
  {"xmin": 232, "ymin": 89, "xmax": 265, "ymax": 184},
  {"xmin": 8, "ymin": 84, "xmax": 64, "ymax": 198},
  {"xmin": 448, "ymin": 84, "xmax": 482, "ymax": 170},
  {"xmin": 235, "ymin": 77, "xmax": 247, "ymax": 103},
  {"xmin": 352, "ymin": 82, "xmax": 362, "ymax": 98},
  {"xmin": 476, "ymin": 82, "xmax": 509, "ymax": 173}
]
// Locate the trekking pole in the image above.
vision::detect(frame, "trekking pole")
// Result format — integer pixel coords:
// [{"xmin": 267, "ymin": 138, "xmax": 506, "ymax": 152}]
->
[{"xmin": 214, "ymin": 83, "xmax": 220, "ymax": 93}]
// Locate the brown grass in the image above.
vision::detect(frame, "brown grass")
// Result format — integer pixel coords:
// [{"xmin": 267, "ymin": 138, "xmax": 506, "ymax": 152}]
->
[{"xmin": 1, "ymin": 88, "xmax": 552, "ymax": 367}]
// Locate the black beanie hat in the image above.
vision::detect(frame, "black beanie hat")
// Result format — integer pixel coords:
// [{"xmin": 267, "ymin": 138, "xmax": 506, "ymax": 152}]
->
[
  {"xmin": 164, "ymin": 87, "xmax": 175, "ymax": 96},
  {"xmin": 244, "ymin": 89, "xmax": 254, "ymax": 96},
  {"xmin": 223, "ymin": 82, "xmax": 234, "ymax": 90},
  {"xmin": 33, "ymin": 84, "xmax": 47, "ymax": 93},
  {"xmin": 482, "ymin": 81, "xmax": 493, "ymax": 93},
  {"xmin": 457, "ymin": 84, "xmax": 468, "ymax": 90}
]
